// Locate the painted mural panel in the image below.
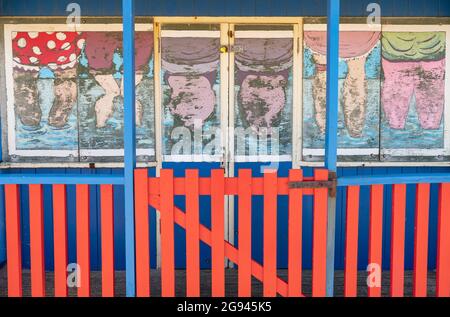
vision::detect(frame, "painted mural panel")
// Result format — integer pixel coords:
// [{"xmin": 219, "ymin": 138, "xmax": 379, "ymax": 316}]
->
[
  {"xmin": 380, "ymin": 30, "xmax": 448, "ymax": 159},
  {"xmin": 302, "ymin": 28, "xmax": 381, "ymax": 159},
  {"xmin": 77, "ymin": 31, "xmax": 155, "ymax": 160},
  {"xmin": 9, "ymin": 30, "xmax": 82, "ymax": 158},
  {"xmin": 234, "ymin": 36, "xmax": 293, "ymax": 160},
  {"xmin": 4, "ymin": 25, "xmax": 155, "ymax": 161},
  {"xmin": 161, "ymin": 34, "xmax": 221, "ymax": 160}
]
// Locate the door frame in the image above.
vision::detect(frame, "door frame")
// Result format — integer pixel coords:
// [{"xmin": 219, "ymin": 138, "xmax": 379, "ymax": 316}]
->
[{"xmin": 153, "ymin": 17, "xmax": 303, "ymax": 267}]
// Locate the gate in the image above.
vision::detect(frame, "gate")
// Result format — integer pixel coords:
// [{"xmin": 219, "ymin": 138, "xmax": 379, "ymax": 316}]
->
[{"xmin": 134, "ymin": 168, "xmax": 331, "ymax": 297}]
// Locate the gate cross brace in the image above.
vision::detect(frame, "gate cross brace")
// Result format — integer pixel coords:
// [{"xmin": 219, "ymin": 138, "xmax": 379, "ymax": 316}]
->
[{"xmin": 149, "ymin": 195, "xmax": 300, "ymax": 297}]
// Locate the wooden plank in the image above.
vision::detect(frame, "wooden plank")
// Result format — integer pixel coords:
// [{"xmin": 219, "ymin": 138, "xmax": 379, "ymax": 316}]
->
[
  {"xmin": 413, "ymin": 183, "xmax": 430, "ymax": 297},
  {"xmin": 76, "ymin": 184, "xmax": 90, "ymax": 297},
  {"xmin": 29, "ymin": 184, "xmax": 45, "ymax": 297},
  {"xmin": 238, "ymin": 169, "xmax": 252, "ymax": 297},
  {"xmin": 263, "ymin": 171, "xmax": 278, "ymax": 297},
  {"xmin": 436, "ymin": 183, "xmax": 450, "ymax": 297},
  {"xmin": 100, "ymin": 184, "xmax": 115, "ymax": 297},
  {"xmin": 368, "ymin": 184, "xmax": 384, "ymax": 297},
  {"xmin": 160, "ymin": 169, "xmax": 175, "ymax": 297},
  {"xmin": 288, "ymin": 169, "xmax": 303, "ymax": 297},
  {"xmin": 186, "ymin": 169, "xmax": 200, "ymax": 297},
  {"xmin": 312, "ymin": 169, "xmax": 328, "ymax": 297},
  {"xmin": 5, "ymin": 184, "xmax": 22, "ymax": 297},
  {"xmin": 134, "ymin": 169, "xmax": 150, "ymax": 297},
  {"xmin": 211, "ymin": 169, "xmax": 225, "ymax": 297},
  {"xmin": 53, "ymin": 184, "xmax": 68, "ymax": 297},
  {"xmin": 390, "ymin": 184, "xmax": 406, "ymax": 297},
  {"xmin": 344, "ymin": 186, "xmax": 360, "ymax": 297}
]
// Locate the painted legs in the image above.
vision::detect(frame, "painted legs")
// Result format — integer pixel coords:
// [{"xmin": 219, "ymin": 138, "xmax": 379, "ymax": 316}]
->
[
  {"xmin": 382, "ymin": 58, "xmax": 445, "ymax": 130},
  {"xmin": 94, "ymin": 73, "xmax": 144, "ymax": 128},
  {"xmin": 312, "ymin": 54, "xmax": 368, "ymax": 138}
]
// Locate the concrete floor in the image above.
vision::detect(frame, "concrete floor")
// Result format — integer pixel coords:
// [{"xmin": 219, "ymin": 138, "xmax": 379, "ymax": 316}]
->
[{"xmin": 0, "ymin": 265, "xmax": 437, "ymax": 297}]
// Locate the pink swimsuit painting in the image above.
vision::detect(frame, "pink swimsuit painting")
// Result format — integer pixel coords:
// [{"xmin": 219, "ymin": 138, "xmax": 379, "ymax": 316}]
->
[
  {"xmin": 161, "ymin": 37, "xmax": 220, "ymax": 128},
  {"xmin": 381, "ymin": 32, "xmax": 446, "ymax": 130},
  {"xmin": 83, "ymin": 31, "xmax": 154, "ymax": 128},
  {"xmin": 304, "ymin": 31, "xmax": 381, "ymax": 138},
  {"xmin": 12, "ymin": 31, "xmax": 86, "ymax": 128},
  {"xmin": 235, "ymin": 38, "xmax": 293, "ymax": 131}
]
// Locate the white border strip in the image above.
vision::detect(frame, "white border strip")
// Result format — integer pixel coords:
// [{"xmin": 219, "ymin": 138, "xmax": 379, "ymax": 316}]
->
[
  {"xmin": 234, "ymin": 30, "xmax": 294, "ymax": 38},
  {"xmin": 80, "ymin": 148, "xmax": 155, "ymax": 157},
  {"xmin": 304, "ymin": 23, "xmax": 382, "ymax": 32},
  {"xmin": 303, "ymin": 148, "xmax": 379, "ymax": 156},
  {"xmin": 161, "ymin": 30, "xmax": 220, "ymax": 38}
]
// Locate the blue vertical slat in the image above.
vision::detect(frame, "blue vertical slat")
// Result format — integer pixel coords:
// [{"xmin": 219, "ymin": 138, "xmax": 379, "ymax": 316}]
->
[
  {"xmin": 122, "ymin": 0, "xmax": 136, "ymax": 297},
  {"xmin": 324, "ymin": 0, "xmax": 340, "ymax": 297}
]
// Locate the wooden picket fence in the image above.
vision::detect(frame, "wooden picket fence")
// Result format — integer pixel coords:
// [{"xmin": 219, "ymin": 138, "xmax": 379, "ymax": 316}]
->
[{"xmin": 3, "ymin": 168, "xmax": 450, "ymax": 297}]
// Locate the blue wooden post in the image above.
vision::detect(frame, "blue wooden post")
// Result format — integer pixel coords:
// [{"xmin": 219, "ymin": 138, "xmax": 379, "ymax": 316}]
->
[
  {"xmin": 324, "ymin": 0, "xmax": 340, "ymax": 297},
  {"xmin": 122, "ymin": 0, "xmax": 136, "ymax": 297}
]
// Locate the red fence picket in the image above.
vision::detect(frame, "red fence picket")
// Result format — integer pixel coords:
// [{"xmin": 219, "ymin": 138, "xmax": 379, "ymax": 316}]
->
[
  {"xmin": 368, "ymin": 184, "xmax": 384, "ymax": 297},
  {"xmin": 288, "ymin": 169, "xmax": 303, "ymax": 297},
  {"xmin": 135, "ymin": 169, "xmax": 150, "ymax": 297},
  {"xmin": 53, "ymin": 184, "xmax": 68, "ymax": 297},
  {"xmin": 76, "ymin": 184, "xmax": 91, "ymax": 297},
  {"xmin": 344, "ymin": 185, "xmax": 360, "ymax": 297},
  {"xmin": 413, "ymin": 183, "xmax": 430, "ymax": 297},
  {"xmin": 211, "ymin": 169, "xmax": 225, "ymax": 297},
  {"xmin": 186, "ymin": 169, "xmax": 200, "ymax": 297},
  {"xmin": 101, "ymin": 184, "xmax": 115, "ymax": 297},
  {"xmin": 238, "ymin": 169, "xmax": 252, "ymax": 297},
  {"xmin": 391, "ymin": 184, "xmax": 406, "ymax": 297},
  {"xmin": 29, "ymin": 184, "xmax": 45, "ymax": 297},
  {"xmin": 5, "ymin": 184, "xmax": 22, "ymax": 297},
  {"xmin": 160, "ymin": 169, "xmax": 175, "ymax": 297}
]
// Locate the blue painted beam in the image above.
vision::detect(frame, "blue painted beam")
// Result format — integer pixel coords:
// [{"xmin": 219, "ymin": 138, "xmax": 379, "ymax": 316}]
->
[
  {"xmin": 338, "ymin": 173, "xmax": 450, "ymax": 187},
  {"xmin": 0, "ymin": 174, "xmax": 124, "ymax": 185},
  {"xmin": 122, "ymin": 0, "xmax": 136, "ymax": 297},
  {"xmin": 324, "ymin": 0, "xmax": 339, "ymax": 172},
  {"xmin": 324, "ymin": 0, "xmax": 340, "ymax": 298}
]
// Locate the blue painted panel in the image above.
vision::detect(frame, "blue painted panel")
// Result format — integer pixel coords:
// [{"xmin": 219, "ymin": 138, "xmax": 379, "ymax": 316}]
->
[{"xmin": 1, "ymin": 0, "xmax": 448, "ymax": 17}]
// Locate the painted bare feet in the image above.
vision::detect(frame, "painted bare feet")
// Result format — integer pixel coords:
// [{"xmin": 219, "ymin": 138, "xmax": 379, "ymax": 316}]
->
[
  {"xmin": 13, "ymin": 70, "xmax": 41, "ymax": 127},
  {"xmin": 342, "ymin": 56, "xmax": 368, "ymax": 138}
]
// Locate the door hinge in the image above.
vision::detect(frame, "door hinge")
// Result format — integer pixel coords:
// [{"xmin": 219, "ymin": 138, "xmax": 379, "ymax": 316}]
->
[{"xmin": 228, "ymin": 30, "xmax": 233, "ymax": 38}]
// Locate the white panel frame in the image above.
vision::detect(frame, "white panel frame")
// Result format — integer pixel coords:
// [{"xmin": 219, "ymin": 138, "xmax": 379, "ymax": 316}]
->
[
  {"xmin": 302, "ymin": 23, "xmax": 450, "ymax": 160},
  {"xmin": 4, "ymin": 23, "xmax": 154, "ymax": 159}
]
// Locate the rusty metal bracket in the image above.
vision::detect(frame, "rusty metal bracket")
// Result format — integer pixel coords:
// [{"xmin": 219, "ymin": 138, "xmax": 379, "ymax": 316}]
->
[{"xmin": 288, "ymin": 171, "xmax": 337, "ymax": 197}]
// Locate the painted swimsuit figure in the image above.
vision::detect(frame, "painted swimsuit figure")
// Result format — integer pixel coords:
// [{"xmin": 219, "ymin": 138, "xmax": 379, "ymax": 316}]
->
[
  {"xmin": 381, "ymin": 32, "xmax": 445, "ymax": 130},
  {"xmin": 161, "ymin": 37, "xmax": 220, "ymax": 128},
  {"xmin": 84, "ymin": 32, "xmax": 153, "ymax": 128},
  {"xmin": 12, "ymin": 31, "xmax": 85, "ymax": 128},
  {"xmin": 235, "ymin": 38, "xmax": 293, "ymax": 131},
  {"xmin": 304, "ymin": 31, "xmax": 380, "ymax": 138}
]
